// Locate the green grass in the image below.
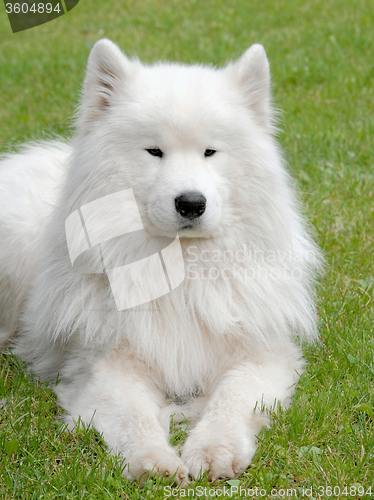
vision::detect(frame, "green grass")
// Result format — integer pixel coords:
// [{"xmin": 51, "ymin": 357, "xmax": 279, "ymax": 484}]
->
[{"xmin": 0, "ymin": 0, "xmax": 373, "ymax": 498}]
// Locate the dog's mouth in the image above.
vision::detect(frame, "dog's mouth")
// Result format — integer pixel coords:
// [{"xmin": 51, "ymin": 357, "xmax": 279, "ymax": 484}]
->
[
  {"xmin": 177, "ymin": 223, "xmax": 213, "ymax": 239},
  {"xmin": 146, "ymin": 216, "xmax": 214, "ymax": 239}
]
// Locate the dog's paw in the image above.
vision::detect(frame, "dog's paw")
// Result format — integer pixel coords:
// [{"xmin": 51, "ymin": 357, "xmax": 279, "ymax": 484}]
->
[
  {"xmin": 181, "ymin": 423, "xmax": 257, "ymax": 481},
  {"xmin": 125, "ymin": 445, "xmax": 189, "ymax": 487}
]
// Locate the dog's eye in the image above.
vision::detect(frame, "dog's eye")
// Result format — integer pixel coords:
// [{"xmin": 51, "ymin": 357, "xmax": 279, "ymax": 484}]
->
[
  {"xmin": 204, "ymin": 149, "xmax": 216, "ymax": 157},
  {"xmin": 146, "ymin": 148, "xmax": 163, "ymax": 158}
]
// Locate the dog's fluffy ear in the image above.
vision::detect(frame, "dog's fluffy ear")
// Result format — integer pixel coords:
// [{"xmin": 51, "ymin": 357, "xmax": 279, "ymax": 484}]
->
[
  {"xmin": 227, "ymin": 44, "xmax": 273, "ymax": 130},
  {"xmin": 79, "ymin": 39, "xmax": 133, "ymax": 127}
]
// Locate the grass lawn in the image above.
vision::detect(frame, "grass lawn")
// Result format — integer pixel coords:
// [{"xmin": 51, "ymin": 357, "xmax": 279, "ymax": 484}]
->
[{"xmin": 0, "ymin": 0, "xmax": 373, "ymax": 498}]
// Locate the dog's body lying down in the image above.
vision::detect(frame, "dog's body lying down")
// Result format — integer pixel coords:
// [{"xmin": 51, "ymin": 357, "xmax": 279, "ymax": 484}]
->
[{"xmin": 0, "ymin": 39, "xmax": 321, "ymax": 484}]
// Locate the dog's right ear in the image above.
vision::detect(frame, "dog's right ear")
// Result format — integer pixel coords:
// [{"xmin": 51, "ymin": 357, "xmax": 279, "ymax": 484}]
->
[
  {"xmin": 79, "ymin": 39, "xmax": 133, "ymax": 127},
  {"xmin": 226, "ymin": 44, "xmax": 274, "ymax": 131}
]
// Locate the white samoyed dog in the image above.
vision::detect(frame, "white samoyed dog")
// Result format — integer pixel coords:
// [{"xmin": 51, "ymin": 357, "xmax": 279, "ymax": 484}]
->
[{"xmin": 0, "ymin": 39, "xmax": 321, "ymax": 485}]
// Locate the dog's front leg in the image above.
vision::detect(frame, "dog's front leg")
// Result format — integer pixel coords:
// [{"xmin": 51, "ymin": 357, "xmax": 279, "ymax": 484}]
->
[
  {"xmin": 56, "ymin": 351, "xmax": 188, "ymax": 485},
  {"xmin": 181, "ymin": 345, "xmax": 304, "ymax": 480}
]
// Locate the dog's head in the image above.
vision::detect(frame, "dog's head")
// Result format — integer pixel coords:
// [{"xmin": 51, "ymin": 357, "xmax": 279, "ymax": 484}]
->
[{"xmin": 75, "ymin": 39, "xmax": 276, "ymax": 241}]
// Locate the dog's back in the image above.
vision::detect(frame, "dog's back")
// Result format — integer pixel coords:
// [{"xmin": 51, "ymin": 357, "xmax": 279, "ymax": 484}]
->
[{"xmin": 0, "ymin": 141, "xmax": 70, "ymax": 347}]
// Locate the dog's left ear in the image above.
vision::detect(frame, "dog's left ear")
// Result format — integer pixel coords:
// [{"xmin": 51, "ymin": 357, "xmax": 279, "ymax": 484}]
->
[
  {"xmin": 78, "ymin": 39, "xmax": 134, "ymax": 128},
  {"xmin": 227, "ymin": 44, "xmax": 273, "ymax": 130}
]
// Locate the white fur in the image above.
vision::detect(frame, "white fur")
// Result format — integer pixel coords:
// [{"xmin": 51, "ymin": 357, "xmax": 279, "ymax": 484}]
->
[{"xmin": 0, "ymin": 40, "xmax": 322, "ymax": 484}]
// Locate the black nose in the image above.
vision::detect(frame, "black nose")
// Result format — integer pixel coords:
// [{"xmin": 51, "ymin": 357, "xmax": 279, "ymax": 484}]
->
[{"xmin": 175, "ymin": 192, "xmax": 206, "ymax": 220}]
